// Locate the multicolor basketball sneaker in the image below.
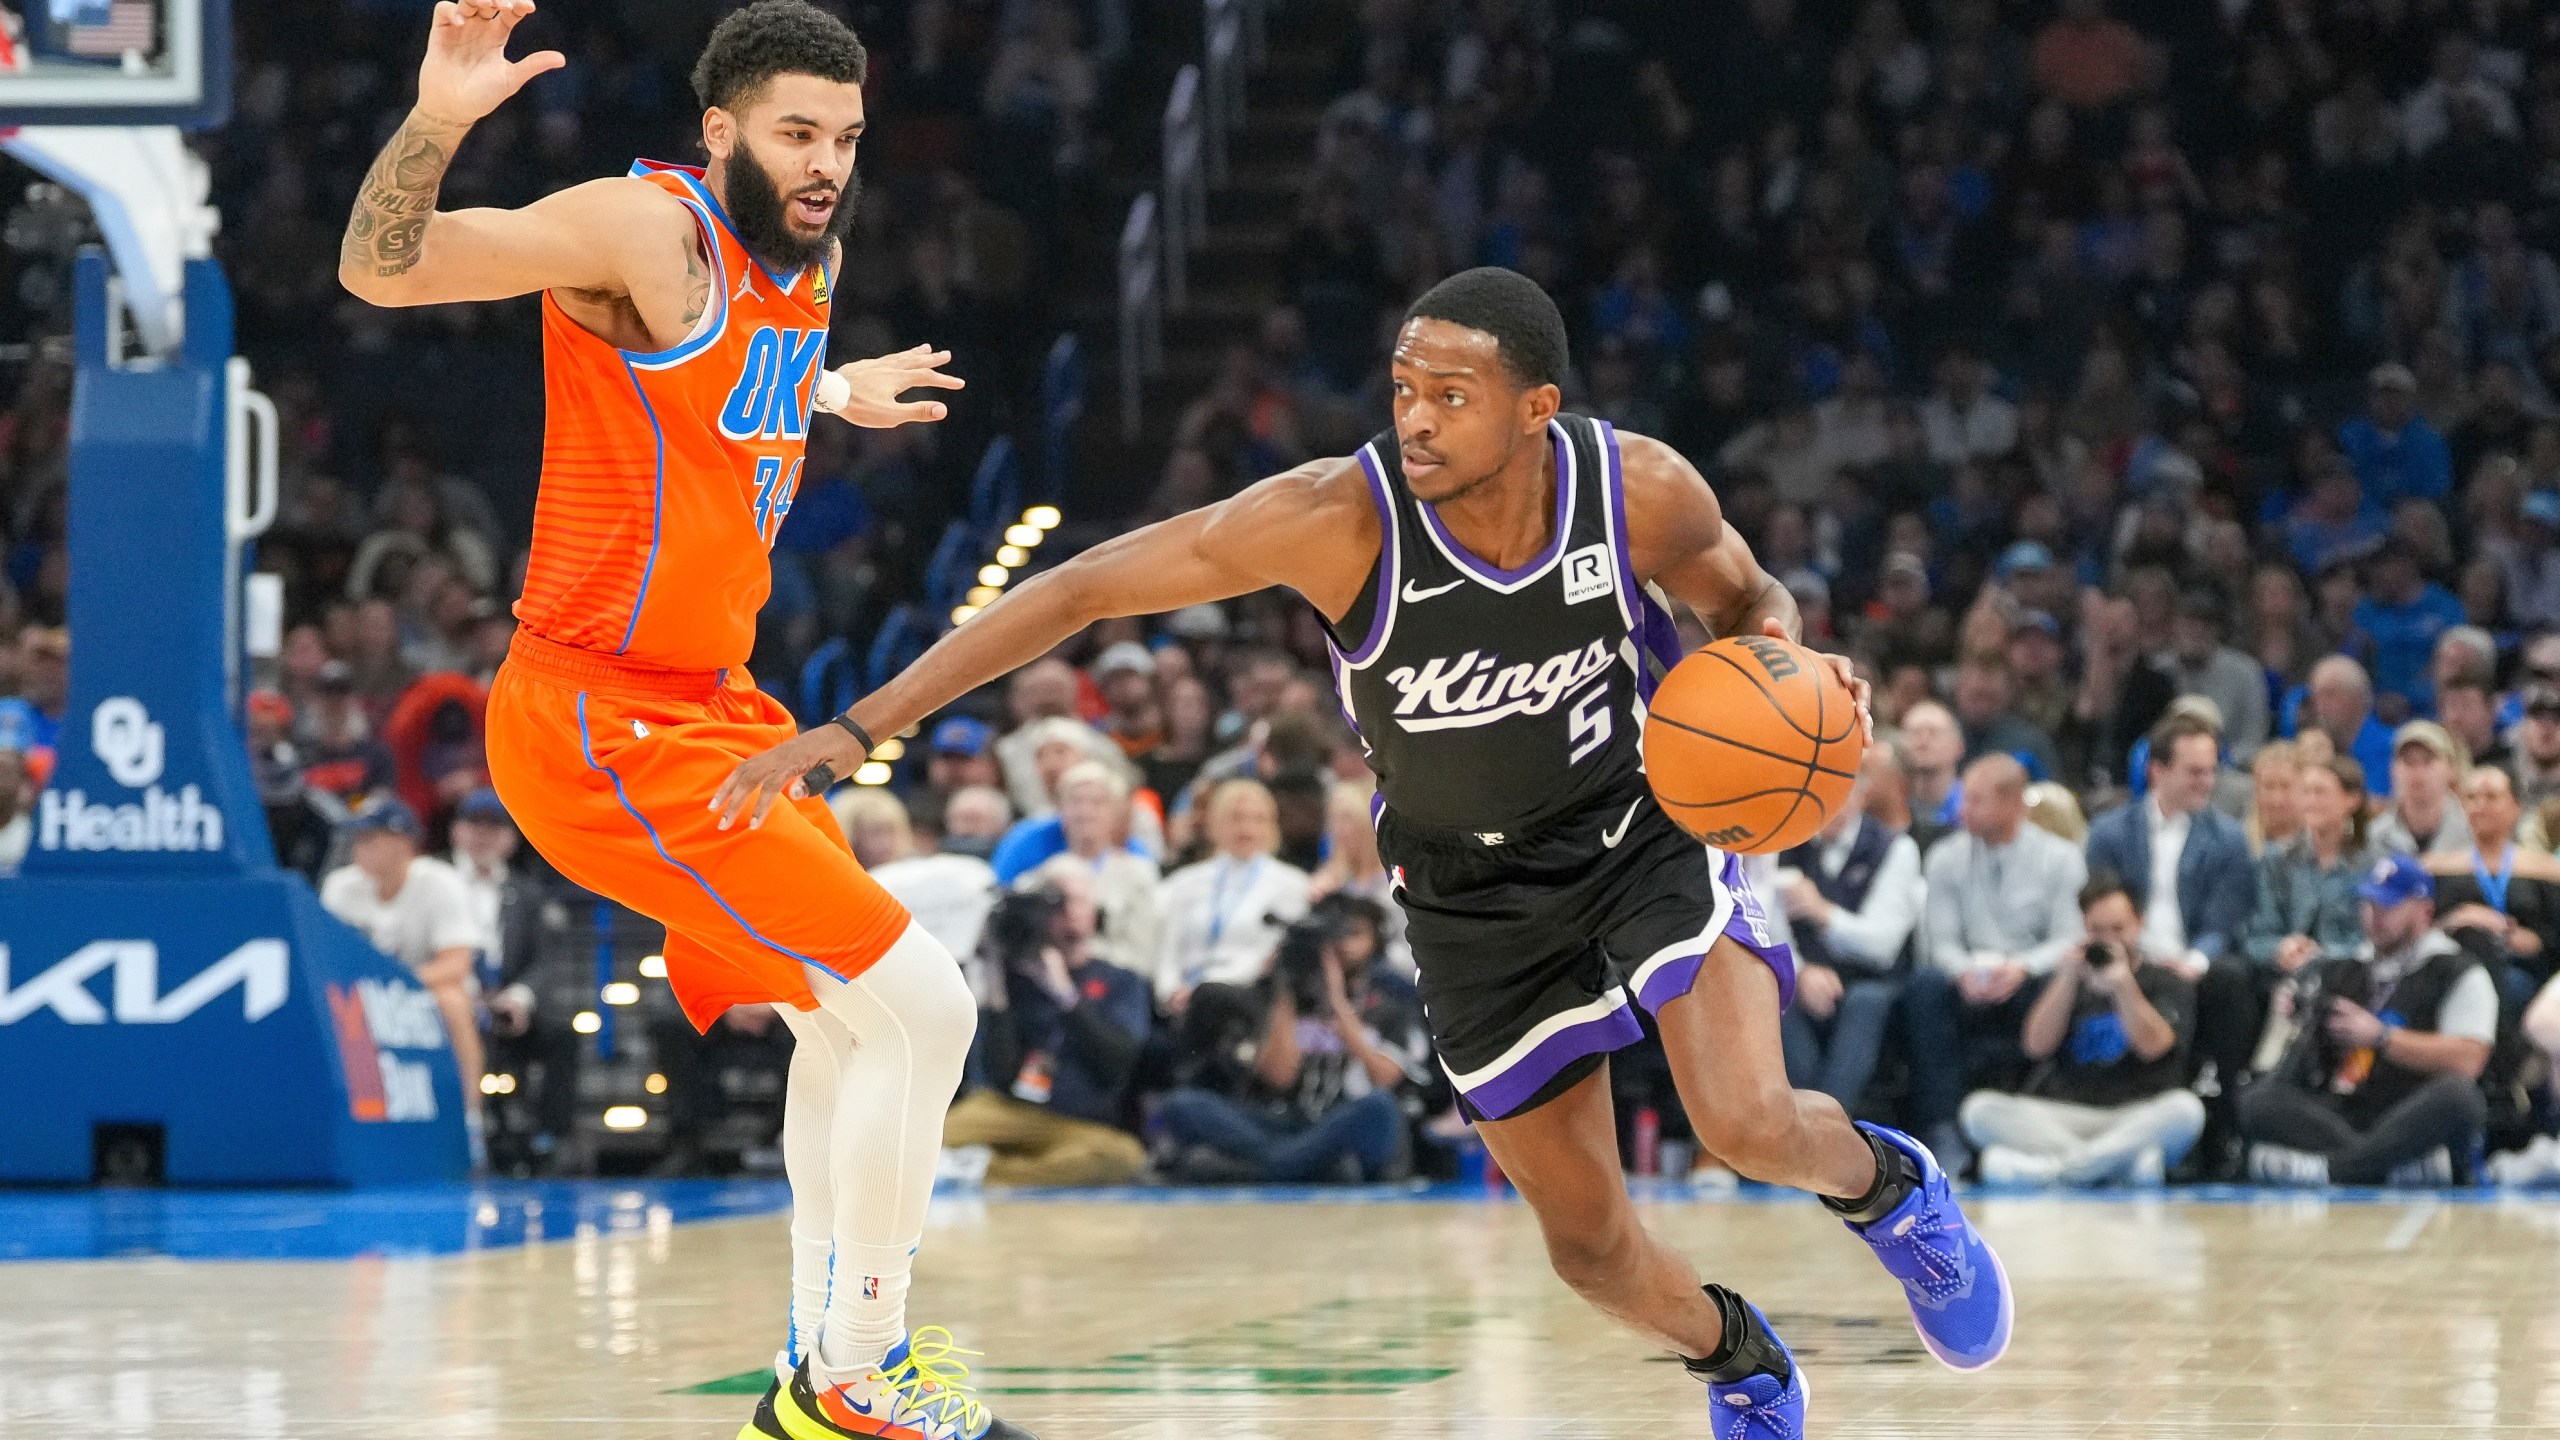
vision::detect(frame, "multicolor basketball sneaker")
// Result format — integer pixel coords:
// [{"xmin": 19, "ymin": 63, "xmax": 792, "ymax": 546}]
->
[
  {"xmin": 1839, "ymin": 1122, "xmax": 2013, "ymax": 1370},
  {"xmin": 738, "ymin": 1376, "xmax": 788, "ymax": 1440},
  {"xmin": 775, "ymin": 1327, "xmax": 1039, "ymax": 1440}
]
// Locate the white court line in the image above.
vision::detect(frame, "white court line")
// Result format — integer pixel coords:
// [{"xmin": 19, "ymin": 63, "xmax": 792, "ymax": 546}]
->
[{"xmin": 2383, "ymin": 1199, "xmax": 2442, "ymax": 1251}]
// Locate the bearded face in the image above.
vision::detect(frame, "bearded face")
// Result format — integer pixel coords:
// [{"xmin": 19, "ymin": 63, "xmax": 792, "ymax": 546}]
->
[{"xmin": 721, "ymin": 132, "xmax": 858, "ymax": 273}]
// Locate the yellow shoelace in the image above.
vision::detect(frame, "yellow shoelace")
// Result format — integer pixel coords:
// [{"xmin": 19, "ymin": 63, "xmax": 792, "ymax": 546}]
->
[{"xmin": 873, "ymin": 1327, "xmax": 989, "ymax": 1433}]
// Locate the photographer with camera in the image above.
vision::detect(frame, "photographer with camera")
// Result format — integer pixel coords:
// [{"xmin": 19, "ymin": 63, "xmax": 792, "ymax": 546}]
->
[
  {"xmin": 1956, "ymin": 873, "xmax": 2207, "ymax": 1186},
  {"xmin": 941, "ymin": 867, "xmax": 1154, "ymax": 1187},
  {"xmin": 2238, "ymin": 854, "xmax": 2496, "ymax": 1186},
  {"xmin": 1157, "ymin": 894, "xmax": 1431, "ymax": 1184}
]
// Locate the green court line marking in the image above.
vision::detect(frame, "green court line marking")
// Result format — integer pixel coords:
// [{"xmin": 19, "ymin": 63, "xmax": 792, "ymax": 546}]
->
[
  {"xmin": 981, "ymin": 1385, "xmax": 1409, "ymax": 1396},
  {"xmin": 671, "ymin": 1371, "xmax": 772, "ymax": 1396},
  {"xmin": 673, "ymin": 1294, "xmax": 1491, "ymax": 1398},
  {"xmin": 671, "ymin": 1364, "xmax": 1457, "ymax": 1397}
]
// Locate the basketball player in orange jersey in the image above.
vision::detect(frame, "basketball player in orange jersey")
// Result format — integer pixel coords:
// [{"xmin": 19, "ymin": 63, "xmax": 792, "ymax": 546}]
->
[
  {"xmin": 337, "ymin": 5, "xmax": 1034, "ymax": 1439},
  {"xmin": 721, "ymin": 269, "xmax": 2015, "ymax": 1434}
]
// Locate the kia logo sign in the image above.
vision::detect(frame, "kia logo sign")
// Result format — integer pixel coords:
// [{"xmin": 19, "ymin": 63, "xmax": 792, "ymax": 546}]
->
[{"xmin": 0, "ymin": 940, "xmax": 287, "ymax": 1025}]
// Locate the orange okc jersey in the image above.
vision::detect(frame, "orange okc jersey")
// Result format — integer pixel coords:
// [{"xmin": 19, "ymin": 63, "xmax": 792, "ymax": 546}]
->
[
  {"xmin": 518, "ymin": 161, "xmax": 833, "ymax": 671},
  {"xmin": 485, "ymin": 159, "xmax": 908, "ymax": 1031}
]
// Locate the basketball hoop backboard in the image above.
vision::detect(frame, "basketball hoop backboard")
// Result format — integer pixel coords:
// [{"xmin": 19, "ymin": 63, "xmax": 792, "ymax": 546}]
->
[{"xmin": 0, "ymin": 0, "xmax": 228, "ymax": 129}]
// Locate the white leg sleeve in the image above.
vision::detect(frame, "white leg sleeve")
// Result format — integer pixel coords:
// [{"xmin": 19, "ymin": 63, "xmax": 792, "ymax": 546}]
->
[
  {"xmin": 773, "ymin": 1000, "xmax": 853, "ymax": 1379},
  {"xmin": 801, "ymin": 921, "xmax": 979, "ymax": 1381}
]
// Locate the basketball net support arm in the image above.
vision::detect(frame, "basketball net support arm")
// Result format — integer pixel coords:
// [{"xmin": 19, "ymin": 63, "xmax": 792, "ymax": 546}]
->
[{"xmin": 3, "ymin": 123, "xmax": 216, "ymax": 356}]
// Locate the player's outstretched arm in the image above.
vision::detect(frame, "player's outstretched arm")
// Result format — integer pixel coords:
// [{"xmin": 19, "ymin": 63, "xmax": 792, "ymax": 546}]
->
[
  {"xmin": 1621, "ymin": 431, "xmax": 1871, "ymax": 727},
  {"xmin": 339, "ymin": 1, "xmax": 673, "ymax": 308},
  {"xmin": 709, "ymin": 458, "xmax": 1377, "ymax": 829}
]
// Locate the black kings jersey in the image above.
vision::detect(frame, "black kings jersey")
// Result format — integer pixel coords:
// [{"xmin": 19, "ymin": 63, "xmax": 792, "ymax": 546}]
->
[{"xmin": 1320, "ymin": 413, "xmax": 1683, "ymax": 837}]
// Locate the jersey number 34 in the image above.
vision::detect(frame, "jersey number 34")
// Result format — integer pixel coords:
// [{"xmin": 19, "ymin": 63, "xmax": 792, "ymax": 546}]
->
[{"xmin": 752, "ymin": 456, "xmax": 803, "ymax": 548}]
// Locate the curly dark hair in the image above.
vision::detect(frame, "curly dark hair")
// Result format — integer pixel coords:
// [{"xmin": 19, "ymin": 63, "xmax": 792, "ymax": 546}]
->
[{"xmin": 690, "ymin": 0, "xmax": 868, "ymax": 113}]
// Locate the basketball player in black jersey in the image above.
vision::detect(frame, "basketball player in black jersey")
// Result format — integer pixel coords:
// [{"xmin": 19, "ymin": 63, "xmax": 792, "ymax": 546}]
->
[{"xmin": 719, "ymin": 268, "xmax": 2012, "ymax": 1431}]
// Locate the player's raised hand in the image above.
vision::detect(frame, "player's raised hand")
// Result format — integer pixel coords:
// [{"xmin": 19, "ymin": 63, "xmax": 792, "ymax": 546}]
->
[
  {"xmin": 418, "ymin": 0, "xmax": 565, "ymax": 126},
  {"xmin": 821, "ymin": 346, "xmax": 967, "ymax": 429}
]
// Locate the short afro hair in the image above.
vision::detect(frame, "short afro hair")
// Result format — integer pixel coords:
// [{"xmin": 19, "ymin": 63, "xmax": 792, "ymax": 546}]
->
[
  {"xmin": 1403, "ymin": 266, "xmax": 1569, "ymax": 389},
  {"xmin": 692, "ymin": 0, "xmax": 868, "ymax": 113}
]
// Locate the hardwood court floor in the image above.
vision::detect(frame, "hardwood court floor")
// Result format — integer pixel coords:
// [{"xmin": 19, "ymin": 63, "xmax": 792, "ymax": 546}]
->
[{"xmin": 6, "ymin": 1186, "xmax": 2560, "ymax": 1438}]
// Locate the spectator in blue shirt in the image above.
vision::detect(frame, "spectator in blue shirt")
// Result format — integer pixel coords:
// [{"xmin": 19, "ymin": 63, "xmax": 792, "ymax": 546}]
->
[
  {"xmin": 2337, "ymin": 363, "xmax": 2453, "ymax": 513},
  {"xmin": 2351, "ymin": 540, "xmax": 2468, "ymax": 717},
  {"xmin": 0, "ymin": 625, "xmax": 69, "ymax": 777},
  {"xmin": 2300, "ymin": 655, "xmax": 2399, "ymax": 797},
  {"xmin": 989, "ymin": 757, "xmax": 1153, "ymax": 885},
  {"xmin": 2283, "ymin": 466, "xmax": 2390, "ymax": 576}
]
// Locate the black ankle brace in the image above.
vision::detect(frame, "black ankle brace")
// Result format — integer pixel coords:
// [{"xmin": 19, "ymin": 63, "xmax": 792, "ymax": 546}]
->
[
  {"xmin": 1819, "ymin": 1127, "xmax": 1922, "ymax": 1224},
  {"xmin": 1683, "ymin": 1284, "xmax": 1792, "ymax": 1386}
]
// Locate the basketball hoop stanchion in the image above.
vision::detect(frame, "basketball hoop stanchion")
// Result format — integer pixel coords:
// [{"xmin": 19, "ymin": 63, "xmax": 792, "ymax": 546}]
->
[{"xmin": 0, "ymin": 196, "xmax": 470, "ymax": 1180}]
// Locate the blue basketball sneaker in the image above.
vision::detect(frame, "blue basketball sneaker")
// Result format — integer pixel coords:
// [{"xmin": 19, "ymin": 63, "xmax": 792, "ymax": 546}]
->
[
  {"xmin": 1683, "ymin": 1289, "xmax": 1808, "ymax": 1439},
  {"xmin": 1838, "ymin": 1123, "xmax": 2012, "ymax": 1370}
]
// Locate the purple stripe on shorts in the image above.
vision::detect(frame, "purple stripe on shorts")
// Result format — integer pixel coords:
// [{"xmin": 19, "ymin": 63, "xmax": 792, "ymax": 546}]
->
[
  {"xmin": 1634, "ymin": 853, "xmax": 1800, "ymax": 1015},
  {"xmin": 1460, "ymin": 1003, "xmax": 1647, "ymax": 1120}
]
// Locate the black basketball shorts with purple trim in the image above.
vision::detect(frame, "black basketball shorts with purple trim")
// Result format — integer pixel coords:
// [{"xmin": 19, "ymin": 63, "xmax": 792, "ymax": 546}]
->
[{"xmin": 1377, "ymin": 779, "xmax": 1798, "ymax": 1122}]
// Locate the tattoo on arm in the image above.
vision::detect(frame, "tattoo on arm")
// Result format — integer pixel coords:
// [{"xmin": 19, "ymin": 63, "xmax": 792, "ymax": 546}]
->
[
  {"xmin": 681, "ymin": 231, "xmax": 709, "ymax": 326},
  {"xmin": 341, "ymin": 111, "xmax": 469, "ymax": 279}
]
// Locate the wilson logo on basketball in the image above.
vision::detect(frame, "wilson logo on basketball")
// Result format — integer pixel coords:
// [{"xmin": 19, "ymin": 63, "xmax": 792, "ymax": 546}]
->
[
  {"xmin": 717, "ymin": 325, "xmax": 828, "ymax": 442},
  {"xmin": 1383, "ymin": 640, "xmax": 1614, "ymax": 732},
  {"xmin": 1732, "ymin": 635, "xmax": 1801, "ymax": 681}
]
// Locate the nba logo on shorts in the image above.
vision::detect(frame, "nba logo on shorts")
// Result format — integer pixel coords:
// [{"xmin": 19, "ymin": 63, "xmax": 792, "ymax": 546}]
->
[
  {"xmin": 1562, "ymin": 544, "xmax": 1614, "ymax": 605},
  {"xmin": 862, "ymin": 1276, "xmax": 880, "ymax": 1299}
]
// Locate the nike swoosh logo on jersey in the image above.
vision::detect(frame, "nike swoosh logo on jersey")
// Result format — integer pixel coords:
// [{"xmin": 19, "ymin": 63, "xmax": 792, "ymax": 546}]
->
[
  {"xmin": 1601, "ymin": 799, "xmax": 1642, "ymax": 849},
  {"xmin": 1402, "ymin": 577, "xmax": 1466, "ymax": 602}
]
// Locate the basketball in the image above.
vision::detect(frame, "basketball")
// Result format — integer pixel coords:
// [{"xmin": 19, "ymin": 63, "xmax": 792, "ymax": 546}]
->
[{"xmin": 1642, "ymin": 634, "xmax": 1864, "ymax": 854}]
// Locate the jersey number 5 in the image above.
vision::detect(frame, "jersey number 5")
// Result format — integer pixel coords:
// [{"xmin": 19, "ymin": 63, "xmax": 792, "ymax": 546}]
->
[{"xmin": 1568, "ymin": 684, "xmax": 1612, "ymax": 765}]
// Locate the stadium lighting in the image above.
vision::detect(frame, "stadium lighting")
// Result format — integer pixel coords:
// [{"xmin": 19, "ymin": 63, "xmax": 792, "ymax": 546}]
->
[
  {"xmin": 1005, "ymin": 524, "xmax": 1042, "ymax": 548},
  {"xmin": 480, "ymin": 1073, "xmax": 518, "ymax": 1096},
  {"xmin": 602, "ymin": 1106, "xmax": 649, "ymax": 1130},
  {"xmin": 1024, "ymin": 505, "xmax": 1061, "ymax": 530},
  {"xmin": 855, "ymin": 761, "xmax": 894, "ymax": 786},
  {"xmin": 996, "ymin": 544, "xmax": 1028, "ymax": 568},
  {"xmin": 966, "ymin": 585, "xmax": 1002, "ymax": 606},
  {"xmin": 644, "ymin": 1073, "xmax": 668, "ymax": 1095},
  {"xmin": 601, "ymin": 982, "xmax": 640, "ymax": 1006},
  {"xmin": 951, "ymin": 604, "xmax": 980, "ymax": 625},
  {"xmin": 977, "ymin": 564, "xmax": 1009, "ymax": 588},
  {"xmin": 873, "ymin": 737, "xmax": 906, "ymax": 761},
  {"xmin": 572, "ymin": 1011, "xmax": 602, "ymax": 1035},
  {"xmin": 638, "ymin": 953, "xmax": 667, "ymax": 979}
]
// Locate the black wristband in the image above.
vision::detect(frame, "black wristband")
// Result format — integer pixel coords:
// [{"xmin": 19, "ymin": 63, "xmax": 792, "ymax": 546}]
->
[
  {"xmin": 800, "ymin": 715, "xmax": 873, "ymax": 797},
  {"xmin": 828, "ymin": 713, "xmax": 876, "ymax": 755}
]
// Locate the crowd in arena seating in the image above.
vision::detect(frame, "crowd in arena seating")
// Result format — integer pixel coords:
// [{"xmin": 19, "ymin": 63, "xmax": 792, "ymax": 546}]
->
[
  {"xmin": 848, "ymin": 0, "xmax": 2560, "ymax": 1190},
  {"xmin": 12, "ymin": 0, "xmax": 2560, "ymax": 1189}
]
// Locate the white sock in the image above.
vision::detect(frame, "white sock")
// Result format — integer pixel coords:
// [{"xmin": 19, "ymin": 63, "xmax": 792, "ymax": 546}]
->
[
  {"xmin": 785, "ymin": 1228, "xmax": 832, "ymax": 1374},
  {"xmin": 773, "ymin": 1002, "xmax": 852, "ymax": 1380},
  {"xmin": 816, "ymin": 1238, "xmax": 919, "ymax": 1381}
]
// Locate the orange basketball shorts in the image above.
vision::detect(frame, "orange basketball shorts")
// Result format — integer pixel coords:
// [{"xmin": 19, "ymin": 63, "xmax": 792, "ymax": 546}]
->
[{"xmin": 484, "ymin": 631, "xmax": 911, "ymax": 1031}]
